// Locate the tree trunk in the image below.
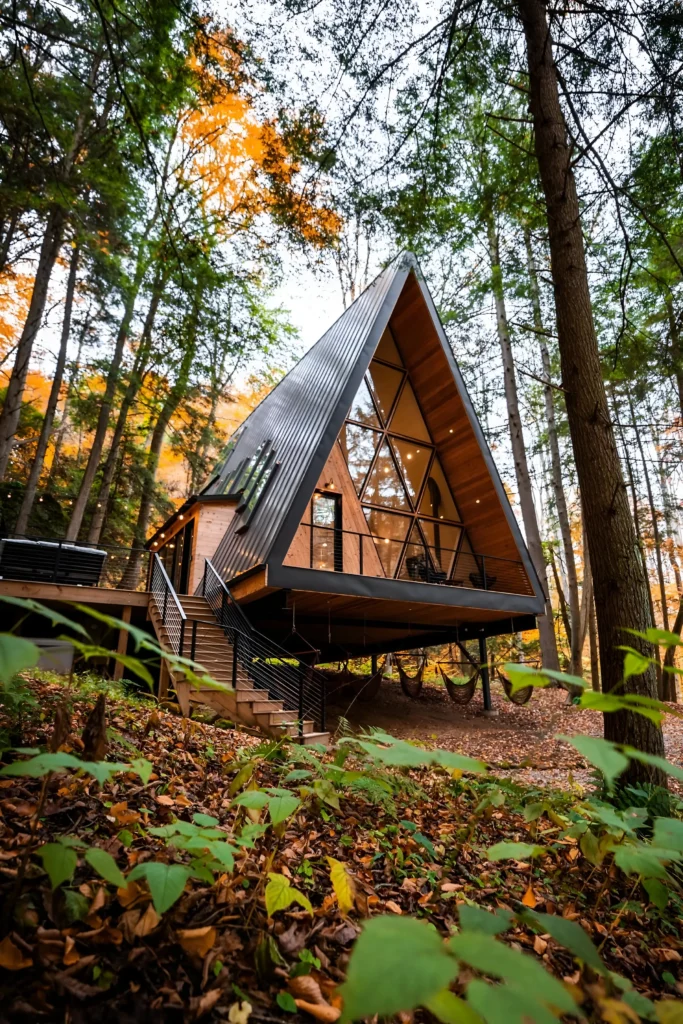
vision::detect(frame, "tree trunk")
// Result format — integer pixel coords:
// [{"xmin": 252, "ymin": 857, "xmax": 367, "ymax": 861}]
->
[
  {"xmin": 46, "ymin": 315, "xmax": 89, "ymax": 488},
  {"xmin": 486, "ymin": 213, "xmax": 560, "ymax": 670},
  {"xmin": 518, "ymin": 0, "xmax": 665, "ymax": 780},
  {"xmin": 86, "ymin": 266, "xmax": 166, "ymax": 544},
  {"xmin": 665, "ymin": 296, "xmax": 683, "ymax": 424},
  {"xmin": 0, "ymin": 55, "xmax": 100, "ymax": 480},
  {"xmin": 65, "ymin": 245, "xmax": 152, "ymax": 542},
  {"xmin": 119, "ymin": 310, "xmax": 200, "ymax": 589},
  {"xmin": 663, "ymin": 593, "xmax": 682, "ymax": 703},
  {"xmin": 589, "ymin": 588, "xmax": 600, "ymax": 692},
  {"xmin": 14, "ymin": 243, "xmax": 80, "ymax": 535},
  {"xmin": 0, "ymin": 208, "xmax": 65, "ymax": 478},
  {"xmin": 524, "ymin": 226, "xmax": 582, "ymax": 674},
  {"xmin": 627, "ymin": 394, "xmax": 669, "ymax": 635}
]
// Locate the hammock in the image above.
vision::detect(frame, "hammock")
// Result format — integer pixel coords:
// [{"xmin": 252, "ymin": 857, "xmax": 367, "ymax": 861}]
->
[
  {"xmin": 352, "ymin": 664, "xmax": 385, "ymax": 703},
  {"xmin": 498, "ymin": 669, "xmax": 534, "ymax": 705},
  {"xmin": 438, "ymin": 663, "xmax": 480, "ymax": 705},
  {"xmin": 395, "ymin": 656, "xmax": 424, "ymax": 699}
]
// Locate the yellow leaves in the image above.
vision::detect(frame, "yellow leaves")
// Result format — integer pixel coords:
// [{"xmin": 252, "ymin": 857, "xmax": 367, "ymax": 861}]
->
[
  {"xmin": 655, "ymin": 1001, "xmax": 683, "ymax": 1023},
  {"xmin": 0, "ymin": 934, "xmax": 32, "ymax": 970},
  {"xmin": 522, "ymin": 883, "xmax": 538, "ymax": 908},
  {"xmin": 326, "ymin": 857, "xmax": 354, "ymax": 916},
  {"xmin": 227, "ymin": 1000, "xmax": 252, "ymax": 1024},
  {"xmin": 177, "ymin": 926, "xmax": 217, "ymax": 958}
]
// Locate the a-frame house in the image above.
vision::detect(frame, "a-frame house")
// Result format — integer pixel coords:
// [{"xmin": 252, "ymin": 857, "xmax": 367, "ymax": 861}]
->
[{"xmin": 148, "ymin": 254, "xmax": 545, "ymax": 666}]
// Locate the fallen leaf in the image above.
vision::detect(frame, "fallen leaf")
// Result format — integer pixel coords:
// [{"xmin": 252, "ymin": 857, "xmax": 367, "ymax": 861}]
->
[
  {"xmin": 63, "ymin": 935, "xmax": 80, "ymax": 966},
  {"xmin": 155, "ymin": 794, "xmax": 175, "ymax": 806},
  {"xmin": 533, "ymin": 935, "xmax": 548, "ymax": 955},
  {"xmin": 134, "ymin": 903, "xmax": 160, "ymax": 937},
  {"xmin": 177, "ymin": 926, "xmax": 217, "ymax": 958},
  {"xmin": 0, "ymin": 934, "xmax": 32, "ymax": 970},
  {"xmin": 522, "ymin": 883, "xmax": 537, "ymax": 908},
  {"xmin": 109, "ymin": 802, "xmax": 140, "ymax": 825},
  {"xmin": 384, "ymin": 900, "xmax": 403, "ymax": 914},
  {"xmin": 117, "ymin": 881, "xmax": 144, "ymax": 908},
  {"xmin": 193, "ymin": 989, "xmax": 222, "ymax": 1019},
  {"xmin": 294, "ymin": 999, "xmax": 341, "ymax": 1022},
  {"xmin": 228, "ymin": 1000, "xmax": 252, "ymax": 1024},
  {"xmin": 289, "ymin": 976, "xmax": 325, "ymax": 1003}
]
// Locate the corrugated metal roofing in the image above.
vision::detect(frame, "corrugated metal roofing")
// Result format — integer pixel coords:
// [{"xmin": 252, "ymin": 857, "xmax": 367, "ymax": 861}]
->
[{"xmin": 207, "ymin": 255, "xmax": 413, "ymax": 581}]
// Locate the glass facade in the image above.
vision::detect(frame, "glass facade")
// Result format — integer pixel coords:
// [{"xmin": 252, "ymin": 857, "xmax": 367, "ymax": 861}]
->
[{"xmin": 341, "ymin": 326, "xmax": 468, "ymax": 582}]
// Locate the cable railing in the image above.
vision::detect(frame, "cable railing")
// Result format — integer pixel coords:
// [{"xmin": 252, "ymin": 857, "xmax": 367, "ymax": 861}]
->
[
  {"xmin": 293, "ymin": 522, "xmax": 534, "ymax": 596},
  {"xmin": 150, "ymin": 553, "xmax": 186, "ymax": 656},
  {"xmin": 1, "ymin": 535, "xmax": 151, "ymax": 591},
  {"xmin": 202, "ymin": 558, "xmax": 326, "ymax": 737}
]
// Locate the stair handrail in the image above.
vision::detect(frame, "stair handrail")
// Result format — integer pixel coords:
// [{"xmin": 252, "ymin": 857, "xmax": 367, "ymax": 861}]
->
[
  {"xmin": 150, "ymin": 553, "xmax": 186, "ymax": 655},
  {"xmin": 202, "ymin": 558, "xmax": 326, "ymax": 736}
]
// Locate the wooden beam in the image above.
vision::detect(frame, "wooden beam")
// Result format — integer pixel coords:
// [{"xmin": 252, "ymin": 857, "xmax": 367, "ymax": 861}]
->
[
  {"xmin": 112, "ymin": 605, "xmax": 132, "ymax": 682},
  {"xmin": 158, "ymin": 658, "xmax": 170, "ymax": 701},
  {"xmin": 229, "ymin": 568, "xmax": 273, "ymax": 604},
  {"xmin": 0, "ymin": 579, "xmax": 149, "ymax": 607}
]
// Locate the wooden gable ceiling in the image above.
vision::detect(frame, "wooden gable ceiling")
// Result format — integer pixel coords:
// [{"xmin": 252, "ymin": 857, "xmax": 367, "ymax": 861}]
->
[{"xmin": 389, "ymin": 272, "xmax": 522, "ymax": 563}]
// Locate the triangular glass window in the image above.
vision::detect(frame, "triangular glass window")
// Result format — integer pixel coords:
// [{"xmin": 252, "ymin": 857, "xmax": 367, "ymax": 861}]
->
[
  {"xmin": 420, "ymin": 518, "xmax": 461, "ymax": 578},
  {"xmin": 366, "ymin": 360, "xmax": 403, "ymax": 424},
  {"xmin": 389, "ymin": 379, "xmax": 430, "ymax": 442},
  {"xmin": 419, "ymin": 456, "xmax": 460, "ymax": 522},
  {"xmin": 375, "ymin": 327, "xmax": 403, "ymax": 366},
  {"xmin": 362, "ymin": 441, "xmax": 410, "ymax": 510},
  {"xmin": 389, "ymin": 437, "xmax": 431, "ymax": 506},
  {"xmin": 347, "ymin": 378, "xmax": 380, "ymax": 428},
  {"xmin": 363, "ymin": 508, "xmax": 410, "ymax": 577},
  {"xmin": 339, "ymin": 423, "xmax": 381, "ymax": 495}
]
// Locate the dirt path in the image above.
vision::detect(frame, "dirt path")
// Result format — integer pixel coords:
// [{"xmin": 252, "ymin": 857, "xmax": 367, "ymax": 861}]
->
[{"xmin": 327, "ymin": 677, "xmax": 683, "ymax": 790}]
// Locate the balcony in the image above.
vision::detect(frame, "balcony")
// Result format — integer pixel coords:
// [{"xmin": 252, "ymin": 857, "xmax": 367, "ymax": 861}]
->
[{"xmin": 292, "ymin": 521, "xmax": 534, "ymax": 597}]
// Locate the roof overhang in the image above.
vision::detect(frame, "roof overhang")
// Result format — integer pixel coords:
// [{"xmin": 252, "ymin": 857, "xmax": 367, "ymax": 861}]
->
[{"xmin": 145, "ymin": 493, "xmax": 240, "ymax": 550}]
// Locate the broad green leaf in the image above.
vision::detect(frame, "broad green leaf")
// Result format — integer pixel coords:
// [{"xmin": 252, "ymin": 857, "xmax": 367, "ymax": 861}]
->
[
  {"xmin": 283, "ymin": 769, "xmax": 313, "ymax": 782},
  {"xmin": 232, "ymin": 790, "xmax": 270, "ymax": 809},
  {"xmin": 208, "ymin": 841, "xmax": 236, "ymax": 870},
  {"xmin": 613, "ymin": 846, "xmax": 672, "ymax": 879},
  {"xmin": 625, "ymin": 627, "xmax": 683, "ymax": 649},
  {"xmin": 624, "ymin": 749, "xmax": 683, "ymax": 783},
  {"xmin": 465, "ymin": 979, "xmax": 560, "ymax": 1024},
  {"xmin": 265, "ymin": 873, "xmax": 312, "ymax": 916},
  {"xmin": 486, "ymin": 841, "xmax": 543, "ymax": 861},
  {"xmin": 433, "ymin": 750, "xmax": 487, "ymax": 774},
  {"xmin": 425, "ymin": 989, "xmax": 484, "ymax": 1024},
  {"xmin": 558, "ymin": 735, "xmax": 629, "ymax": 788},
  {"xmin": 339, "ymin": 916, "xmax": 457, "ymax": 1022},
  {"xmin": 327, "ymin": 856, "xmax": 355, "ymax": 914},
  {"xmin": 344, "ymin": 737, "xmax": 485, "ymax": 775},
  {"xmin": 643, "ymin": 877, "xmax": 669, "ymax": 910},
  {"xmin": 413, "ymin": 832, "xmax": 437, "ymax": 860},
  {"xmin": 653, "ymin": 818, "xmax": 683, "ymax": 852},
  {"xmin": 449, "ymin": 931, "xmax": 576, "ymax": 1013},
  {"xmin": 621, "ymin": 648, "xmax": 653, "ymax": 680},
  {"xmin": 268, "ymin": 794, "xmax": 300, "ymax": 826},
  {"xmin": 313, "ymin": 778, "xmax": 341, "ymax": 810},
  {"xmin": 523, "ymin": 911, "xmax": 604, "ymax": 972},
  {"xmin": 0, "ymin": 595, "xmax": 89, "ymax": 636},
  {"xmin": 85, "ymin": 847, "xmax": 126, "ymax": 888},
  {"xmin": 65, "ymin": 638, "xmax": 154, "ymax": 688},
  {"xmin": 193, "ymin": 813, "xmax": 219, "ymax": 827},
  {"xmin": 458, "ymin": 904, "xmax": 513, "ymax": 936},
  {"xmin": 0, "ymin": 634, "xmax": 38, "ymax": 683},
  {"xmin": 503, "ymin": 663, "xmax": 586, "ymax": 692},
  {"xmin": 131, "ymin": 758, "xmax": 153, "ymax": 785},
  {"xmin": 129, "ymin": 862, "xmax": 190, "ymax": 913},
  {"xmin": 0, "ymin": 751, "xmax": 129, "ymax": 785},
  {"xmin": 38, "ymin": 843, "xmax": 77, "ymax": 889},
  {"xmin": 277, "ymin": 992, "xmax": 298, "ymax": 1013}
]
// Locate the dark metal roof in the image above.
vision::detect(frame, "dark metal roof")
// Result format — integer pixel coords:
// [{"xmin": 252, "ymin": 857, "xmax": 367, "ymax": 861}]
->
[
  {"xmin": 208, "ymin": 255, "xmax": 412, "ymax": 580},
  {"xmin": 206, "ymin": 252, "xmax": 543, "ymax": 612}
]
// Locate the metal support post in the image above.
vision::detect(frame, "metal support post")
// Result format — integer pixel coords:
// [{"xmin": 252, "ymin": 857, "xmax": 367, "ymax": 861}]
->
[{"xmin": 479, "ymin": 633, "xmax": 498, "ymax": 717}]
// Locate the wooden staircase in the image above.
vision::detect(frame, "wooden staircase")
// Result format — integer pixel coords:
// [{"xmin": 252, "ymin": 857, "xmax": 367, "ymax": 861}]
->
[{"xmin": 149, "ymin": 592, "xmax": 329, "ymax": 746}]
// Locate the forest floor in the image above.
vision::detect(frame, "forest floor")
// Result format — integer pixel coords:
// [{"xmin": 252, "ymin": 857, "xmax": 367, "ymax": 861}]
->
[
  {"xmin": 327, "ymin": 679, "xmax": 683, "ymax": 791},
  {"xmin": 0, "ymin": 675, "xmax": 682, "ymax": 1022}
]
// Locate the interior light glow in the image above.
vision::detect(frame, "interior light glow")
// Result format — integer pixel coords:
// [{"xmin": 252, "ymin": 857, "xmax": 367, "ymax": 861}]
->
[
  {"xmin": 160, "ymin": 532, "xmax": 165, "ymax": 538},
  {"xmin": 475, "ymin": 499, "xmax": 480, "ymax": 504},
  {"xmin": 449, "ymin": 429, "xmax": 453, "ymax": 433},
  {"xmin": 179, "ymin": 514, "xmax": 184, "ymax": 520},
  {"xmin": 406, "ymin": 454, "xmax": 412, "ymax": 460}
]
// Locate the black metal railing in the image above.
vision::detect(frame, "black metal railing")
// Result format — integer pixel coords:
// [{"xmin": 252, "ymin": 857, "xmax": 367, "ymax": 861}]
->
[
  {"xmin": 202, "ymin": 558, "xmax": 326, "ymax": 737},
  {"xmin": 150, "ymin": 553, "xmax": 186, "ymax": 655},
  {"xmin": 0, "ymin": 535, "xmax": 151, "ymax": 591},
  {"xmin": 294, "ymin": 522, "xmax": 534, "ymax": 596}
]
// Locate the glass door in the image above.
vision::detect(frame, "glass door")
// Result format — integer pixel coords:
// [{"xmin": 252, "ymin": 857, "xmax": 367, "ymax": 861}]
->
[{"xmin": 311, "ymin": 492, "xmax": 342, "ymax": 571}]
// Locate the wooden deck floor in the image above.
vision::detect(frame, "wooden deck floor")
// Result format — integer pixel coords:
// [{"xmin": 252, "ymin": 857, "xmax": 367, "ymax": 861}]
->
[{"xmin": 0, "ymin": 579, "xmax": 149, "ymax": 607}]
